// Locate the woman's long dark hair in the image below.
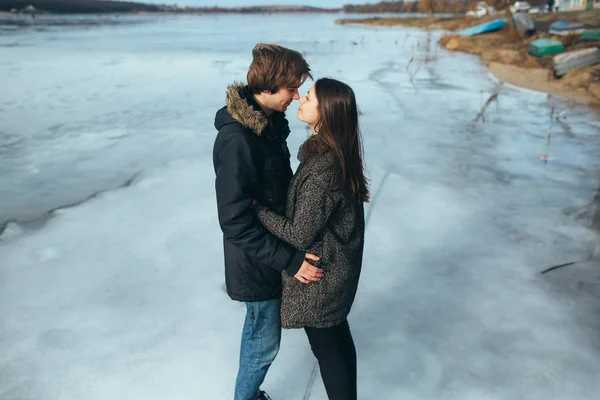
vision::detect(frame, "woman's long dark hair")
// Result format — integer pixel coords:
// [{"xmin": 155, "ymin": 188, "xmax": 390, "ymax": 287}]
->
[{"xmin": 301, "ymin": 78, "xmax": 370, "ymax": 203}]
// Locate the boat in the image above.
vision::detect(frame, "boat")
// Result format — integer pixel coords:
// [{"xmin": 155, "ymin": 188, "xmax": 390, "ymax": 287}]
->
[
  {"xmin": 465, "ymin": 2, "xmax": 497, "ymax": 18},
  {"xmin": 580, "ymin": 30, "xmax": 600, "ymax": 41},
  {"xmin": 456, "ymin": 19, "xmax": 506, "ymax": 36},
  {"xmin": 514, "ymin": 13, "xmax": 536, "ymax": 36},
  {"xmin": 510, "ymin": 1, "xmax": 531, "ymax": 13},
  {"xmin": 549, "ymin": 21, "xmax": 585, "ymax": 36},
  {"xmin": 553, "ymin": 47, "xmax": 600, "ymax": 77},
  {"xmin": 528, "ymin": 38, "xmax": 565, "ymax": 57}
]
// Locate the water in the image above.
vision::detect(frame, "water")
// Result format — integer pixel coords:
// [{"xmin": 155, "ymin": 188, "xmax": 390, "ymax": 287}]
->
[
  {"xmin": 0, "ymin": 13, "xmax": 362, "ymax": 224},
  {"xmin": 2, "ymin": 13, "xmax": 599, "ymax": 226},
  {"xmin": 2, "ymin": 12, "xmax": 600, "ymax": 400}
]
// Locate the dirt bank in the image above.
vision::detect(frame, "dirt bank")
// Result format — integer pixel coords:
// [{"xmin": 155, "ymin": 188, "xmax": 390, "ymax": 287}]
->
[
  {"xmin": 437, "ymin": 19, "xmax": 600, "ymax": 104},
  {"xmin": 488, "ymin": 62, "xmax": 600, "ymax": 105},
  {"xmin": 338, "ymin": 10, "xmax": 600, "ymax": 105}
]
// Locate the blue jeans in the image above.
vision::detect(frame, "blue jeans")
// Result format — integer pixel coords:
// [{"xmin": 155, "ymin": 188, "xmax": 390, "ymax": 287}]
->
[{"xmin": 234, "ymin": 298, "xmax": 282, "ymax": 400}]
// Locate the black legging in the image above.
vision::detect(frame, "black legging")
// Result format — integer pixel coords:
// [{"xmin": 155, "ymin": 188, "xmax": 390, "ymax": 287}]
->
[{"xmin": 304, "ymin": 320, "xmax": 357, "ymax": 400}]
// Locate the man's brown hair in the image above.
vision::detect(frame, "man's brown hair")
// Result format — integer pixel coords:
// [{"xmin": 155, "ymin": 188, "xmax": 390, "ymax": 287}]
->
[{"xmin": 247, "ymin": 43, "xmax": 312, "ymax": 94}]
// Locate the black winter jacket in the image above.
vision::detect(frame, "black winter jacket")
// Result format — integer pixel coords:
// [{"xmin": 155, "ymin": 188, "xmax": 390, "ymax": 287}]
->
[{"xmin": 213, "ymin": 83, "xmax": 304, "ymax": 302}]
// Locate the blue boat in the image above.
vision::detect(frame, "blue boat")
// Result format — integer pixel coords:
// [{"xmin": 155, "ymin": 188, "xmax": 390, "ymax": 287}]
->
[
  {"xmin": 456, "ymin": 19, "xmax": 506, "ymax": 37},
  {"xmin": 549, "ymin": 21, "xmax": 585, "ymax": 36}
]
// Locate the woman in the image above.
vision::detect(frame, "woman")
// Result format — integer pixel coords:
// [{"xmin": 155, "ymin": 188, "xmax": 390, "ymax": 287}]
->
[{"xmin": 253, "ymin": 77, "xmax": 369, "ymax": 400}]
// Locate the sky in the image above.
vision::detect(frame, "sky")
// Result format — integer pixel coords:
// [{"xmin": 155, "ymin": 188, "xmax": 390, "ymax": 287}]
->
[{"xmin": 140, "ymin": 0, "xmax": 352, "ymax": 8}]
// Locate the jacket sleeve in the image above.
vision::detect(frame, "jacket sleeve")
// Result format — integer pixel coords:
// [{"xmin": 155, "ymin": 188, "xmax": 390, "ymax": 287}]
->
[
  {"xmin": 254, "ymin": 176, "xmax": 336, "ymax": 253},
  {"xmin": 214, "ymin": 128, "xmax": 301, "ymax": 272}
]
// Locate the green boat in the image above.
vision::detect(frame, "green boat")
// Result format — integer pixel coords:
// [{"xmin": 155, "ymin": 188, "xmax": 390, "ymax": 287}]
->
[
  {"xmin": 580, "ymin": 30, "xmax": 600, "ymax": 41},
  {"xmin": 528, "ymin": 39, "xmax": 565, "ymax": 57}
]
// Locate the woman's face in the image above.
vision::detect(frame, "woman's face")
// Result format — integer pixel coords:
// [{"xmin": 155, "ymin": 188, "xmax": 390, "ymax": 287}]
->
[{"xmin": 297, "ymin": 85, "xmax": 320, "ymax": 132}]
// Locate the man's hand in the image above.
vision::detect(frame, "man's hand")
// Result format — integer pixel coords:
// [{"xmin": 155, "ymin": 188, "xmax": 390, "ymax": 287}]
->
[{"xmin": 294, "ymin": 253, "xmax": 323, "ymax": 284}]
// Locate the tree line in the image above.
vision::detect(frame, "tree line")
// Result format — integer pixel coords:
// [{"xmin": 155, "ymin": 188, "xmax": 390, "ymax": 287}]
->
[{"xmin": 342, "ymin": 0, "xmax": 547, "ymax": 14}]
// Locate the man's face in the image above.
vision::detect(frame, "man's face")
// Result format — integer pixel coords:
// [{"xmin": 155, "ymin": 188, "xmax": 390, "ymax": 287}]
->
[{"xmin": 263, "ymin": 85, "xmax": 300, "ymax": 113}]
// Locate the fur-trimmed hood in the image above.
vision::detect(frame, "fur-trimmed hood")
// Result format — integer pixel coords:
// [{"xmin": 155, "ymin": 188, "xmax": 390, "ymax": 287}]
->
[{"xmin": 214, "ymin": 83, "xmax": 268, "ymax": 136}]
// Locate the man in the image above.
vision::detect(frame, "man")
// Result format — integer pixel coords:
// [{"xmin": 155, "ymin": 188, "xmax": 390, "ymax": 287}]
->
[{"xmin": 213, "ymin": 43, "xmax": 324, "ymax": 400}]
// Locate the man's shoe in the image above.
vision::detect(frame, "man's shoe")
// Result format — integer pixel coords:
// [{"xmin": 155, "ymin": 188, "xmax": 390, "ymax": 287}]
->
[{"xmin": 257, "ymin": 391, "xmax": 272, "ymax": 400}]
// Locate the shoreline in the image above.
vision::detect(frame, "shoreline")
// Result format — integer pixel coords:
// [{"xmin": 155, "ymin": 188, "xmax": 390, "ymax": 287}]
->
[
  {"xmin": 338, "ymin": 12, "xmax": 600, "ymax": 107},
  {"xmin": 487, "ymin": 62, "xmax": 599, "ymax": 106},
  {"xmin": 335, "ymin": 16, "xmax": 475, "ymax": 31}
]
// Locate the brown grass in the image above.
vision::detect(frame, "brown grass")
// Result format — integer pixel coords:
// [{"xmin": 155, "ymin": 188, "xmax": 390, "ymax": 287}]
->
[
  {"xmin": 335, "ymin": 16, "xmax": 487, "ymax": 31},
  {"xmin": 337, "ymin": 9, "xmax": 600, "ymax": 30}
]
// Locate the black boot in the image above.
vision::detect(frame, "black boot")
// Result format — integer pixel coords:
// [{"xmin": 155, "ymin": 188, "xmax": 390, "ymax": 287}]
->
[{"xmin": 256, "ymin": 390, "xmax": 272, "ymax": 400}]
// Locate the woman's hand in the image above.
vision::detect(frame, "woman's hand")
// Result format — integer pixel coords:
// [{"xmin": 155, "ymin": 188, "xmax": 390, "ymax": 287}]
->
[{"xmin": 294, "ymin": 253, "xmax": 324, "ymax": 284}]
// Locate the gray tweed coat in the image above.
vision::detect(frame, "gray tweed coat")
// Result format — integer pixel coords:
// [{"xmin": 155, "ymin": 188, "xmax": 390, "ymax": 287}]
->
[{"xmin": 254, "ymin": 144, "xmax": 365, "ymax": 329}]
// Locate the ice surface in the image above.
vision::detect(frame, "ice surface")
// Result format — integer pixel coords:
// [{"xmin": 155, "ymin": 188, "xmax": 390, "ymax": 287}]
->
[{"xmin": 2, "ymin": 13, "xmax": 600, "ymax": 400}]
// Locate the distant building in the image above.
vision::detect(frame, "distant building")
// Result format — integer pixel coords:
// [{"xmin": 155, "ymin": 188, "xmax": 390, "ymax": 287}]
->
[{"xmin": 554, "ymin": 0, "xmax": 587, "ymax": 10}]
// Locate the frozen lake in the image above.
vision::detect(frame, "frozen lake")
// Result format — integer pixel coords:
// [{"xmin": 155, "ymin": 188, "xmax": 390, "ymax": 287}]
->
[{"xmin": 2, "ymin": 12, "xmax": 600, "ymax": 400}]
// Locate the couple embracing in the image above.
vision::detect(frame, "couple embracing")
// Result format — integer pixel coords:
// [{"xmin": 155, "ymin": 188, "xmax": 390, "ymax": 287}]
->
[{"xmin": 213, "ymin": 43, "xmax": 369, "ymax": 400}]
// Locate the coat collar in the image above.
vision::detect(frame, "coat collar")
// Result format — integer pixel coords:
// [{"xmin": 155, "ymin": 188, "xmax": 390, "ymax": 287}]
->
[
  {"xmin": 225, "ymin": 83, "xmax": 269, "ymax": 136},
  {"xmin": 297, "ymin": 139, "xmax": 331, "ymax": 164}
]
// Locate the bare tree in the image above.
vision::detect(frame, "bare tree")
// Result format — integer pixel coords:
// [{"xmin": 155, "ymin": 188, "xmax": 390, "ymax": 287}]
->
[{"xmin": 418, "ymin": 0, "xmax": 435, "ymax": 17}]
